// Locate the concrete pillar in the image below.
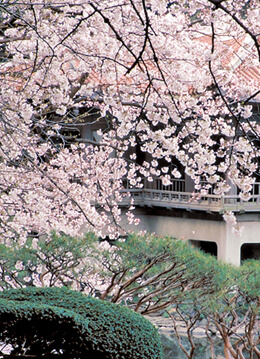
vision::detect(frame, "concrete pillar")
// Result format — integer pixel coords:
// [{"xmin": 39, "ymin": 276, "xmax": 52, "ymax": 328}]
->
[
  {"xmin": 222, "ymin": 219, "xmax": 260, "ymax": 266},
  {"xmin": 120, "ymin": 208, "xmax": 260, "ymax": 266},
  {"xmin": 222, "ymin": 224, "xmax": 241, "ymax": 266}
]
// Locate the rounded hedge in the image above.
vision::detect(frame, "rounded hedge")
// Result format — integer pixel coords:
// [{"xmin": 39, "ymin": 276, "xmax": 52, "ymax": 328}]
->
[{"xmin": 0, "ymin": 287, "xmax": 163, "ymax": 358}]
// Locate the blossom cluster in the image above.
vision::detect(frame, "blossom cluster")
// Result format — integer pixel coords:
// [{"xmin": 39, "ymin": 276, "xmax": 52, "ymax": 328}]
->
[{"xmin": 0, "ymin": 0, "xmax": 259, "ymax": 242}]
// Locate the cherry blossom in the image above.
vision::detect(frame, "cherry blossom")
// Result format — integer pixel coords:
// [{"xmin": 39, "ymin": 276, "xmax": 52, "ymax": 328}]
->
[{"xmin": 0, "ymin": 0, "xmax": 259, "ymax": 244}]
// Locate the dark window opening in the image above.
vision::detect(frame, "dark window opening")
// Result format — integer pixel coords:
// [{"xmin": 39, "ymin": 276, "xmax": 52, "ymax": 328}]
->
[
  {"xmin": 189, "ymin": 239, "xmax": 217, "ymax": 257},
  {"xmin": 241, "ymin": 243, "xmax": 260, "ymax": 263}
]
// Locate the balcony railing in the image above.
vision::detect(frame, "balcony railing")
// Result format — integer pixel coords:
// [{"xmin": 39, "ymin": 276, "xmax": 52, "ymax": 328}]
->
[
  {"xmin": 123, "ymin": 178, "xmax": 185, "ymax": 192},
  {"xmin": 121, "ymin": 179, "xmax": 260, "ymax": 213}
]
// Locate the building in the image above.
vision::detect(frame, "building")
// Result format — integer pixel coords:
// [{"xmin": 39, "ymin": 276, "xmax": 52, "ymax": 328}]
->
[
  {"xmin": 57, "ymin": 33, "xmax": 260, "ymax": 266},
  {"xmin": 2, "ymin": 26, "xmax": 259, "ymax": 266},
  {"xmin": 65, "ymin": 101, "xmax": 259, "ymax": 267}
]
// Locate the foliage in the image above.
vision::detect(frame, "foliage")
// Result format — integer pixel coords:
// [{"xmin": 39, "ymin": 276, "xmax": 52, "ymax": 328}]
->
[
  {"xmin": 0, "ymin": 287, "xmax": 163, "ymax": 358},
  {"xmin": 0, "ymin": 0, "xmax": 259, "ymax": 239},
  {"xmin": 95, "ymin": 233, "xmax": 230, "ymax": 313},
  {"xmin": 0, "ymin": 232, "xmax": 229, "ymax": 312},
  {"xmin": 0, "ymin": 232, "xmax": 100, "ymax": 291},
  {"xmin": 0, "ymin": 231, "xmax": 259, "ymax": 358},
  {"xmin": 209, "ymin": 260, "xmax": 260, "ymax": 359},
  {"xmin": 238, "ymin": 259, "xmax": 260, "ymax": 299},
  {"xmin": 167, "ymin": 259, "xmax": 260, "ymax": 359}
]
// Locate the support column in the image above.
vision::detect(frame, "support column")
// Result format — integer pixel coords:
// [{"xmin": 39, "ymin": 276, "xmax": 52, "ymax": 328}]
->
[{"xmin": 223, "ymin": 223, "xmax": 241, "ymax": 266}]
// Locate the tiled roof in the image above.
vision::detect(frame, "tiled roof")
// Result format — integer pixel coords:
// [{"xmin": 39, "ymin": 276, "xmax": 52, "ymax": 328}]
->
[
  {"xmin": 195, "ymin": 34, "xmax": 260, "ymax": 100},
  {"xmin": 1, "ymin": 33, "xmax": 259, "ymax": 101},
  {"xmin": 236, "ymin": 65, "xmax": 260, "ymax": 84}
]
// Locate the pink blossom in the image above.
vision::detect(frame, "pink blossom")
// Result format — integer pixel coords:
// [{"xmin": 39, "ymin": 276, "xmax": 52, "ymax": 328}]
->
[
  {"xmin": 0, "ymin": 0, "xmax": 258, "ymax": 243},
  {"xmin": 223, "ymin": 211, "xmax": 237, "ymax": 226}
]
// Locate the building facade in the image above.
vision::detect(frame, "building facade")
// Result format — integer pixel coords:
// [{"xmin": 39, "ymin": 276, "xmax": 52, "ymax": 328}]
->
[{"xmin": 72, "ymin": 108, "xmax": 260, "ymax": 267}]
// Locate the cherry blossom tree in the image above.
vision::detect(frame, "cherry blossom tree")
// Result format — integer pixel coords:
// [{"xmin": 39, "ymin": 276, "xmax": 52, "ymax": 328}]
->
[{"xmin": 0, "ymin": 0, "xmax": 259, "ymax": 242}]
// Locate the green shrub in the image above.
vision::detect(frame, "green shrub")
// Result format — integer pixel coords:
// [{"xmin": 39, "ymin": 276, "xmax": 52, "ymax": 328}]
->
[
  {"xmin": 98, "ymin": 233, "xmax": 231, "ymax": 313},
  {"xmin": 0, "ymin": 287, "xmax": 163, "ymax": 359}
]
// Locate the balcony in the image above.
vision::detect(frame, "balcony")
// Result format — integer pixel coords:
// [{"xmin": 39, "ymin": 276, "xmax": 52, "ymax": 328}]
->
[{"xmin": 121, "ymin": 179, "xmax": 260, "ymax": 213}]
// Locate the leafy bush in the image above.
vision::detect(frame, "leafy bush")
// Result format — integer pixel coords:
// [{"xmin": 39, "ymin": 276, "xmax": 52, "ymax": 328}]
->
[
  {"xmin": 98, "ymin": 233, "xmax": 230, "ymax": 313},
  {"xmin": 0, "ymin": 232, "xmax": 99, "ymax": 290},
  {"xmin": 0, "ymin": 231, "xmax": 230, "ymax": 311},
  {"xmin": 0, "ymin": 287, "xmax": 163, "ymax": 358}
]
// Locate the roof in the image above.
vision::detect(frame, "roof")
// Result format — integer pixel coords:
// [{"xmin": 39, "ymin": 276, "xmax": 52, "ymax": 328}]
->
[{"xmin": 1, "ymin": 31, "xmax": 259, "ymax": 103}]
